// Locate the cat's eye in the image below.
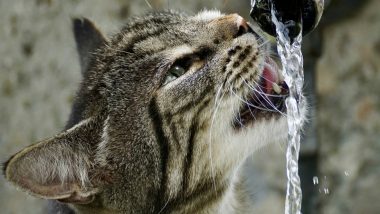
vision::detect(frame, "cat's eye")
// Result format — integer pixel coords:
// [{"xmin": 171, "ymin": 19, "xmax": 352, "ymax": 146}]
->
[
  {"xmin": 163, "ymin": 65, "xmax": 186, "ymax": 85},
  {"xmin": 163, "ymin": 55, "xmax": 201, "ymax": 85},
  {"xmin": 162, "ymin": 48, "xmax": 212, "ymax": 86}
]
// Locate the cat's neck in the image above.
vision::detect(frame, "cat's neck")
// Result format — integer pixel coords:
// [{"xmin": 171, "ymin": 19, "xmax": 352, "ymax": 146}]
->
[
  {"xmin": 171, "ymin": 165, "xmax": 253, "ymax": 214},
  {"xmin": 56, "ymin": 167, "xmax": 254, "ymax": 214},
  {"xmin": 215, "ymin": 167, "xmax": 254, "ymax": 214}
]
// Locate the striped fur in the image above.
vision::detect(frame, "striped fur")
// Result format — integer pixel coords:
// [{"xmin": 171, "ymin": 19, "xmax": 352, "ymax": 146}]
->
[{"xmin": 3, "ymin": 10, "xmax": 304, "ymax": 213}]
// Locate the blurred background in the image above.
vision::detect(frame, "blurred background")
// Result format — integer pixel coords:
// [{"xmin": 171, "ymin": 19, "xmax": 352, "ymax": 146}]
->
[{"xmin": 0, "ymin": 0, "xmax": 379, "ymax": 213}]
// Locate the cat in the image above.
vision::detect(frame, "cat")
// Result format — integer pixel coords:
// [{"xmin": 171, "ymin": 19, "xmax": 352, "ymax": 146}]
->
[{"xmin": 3, "ymin": 10, "xmax": 303, "ymax": 213}]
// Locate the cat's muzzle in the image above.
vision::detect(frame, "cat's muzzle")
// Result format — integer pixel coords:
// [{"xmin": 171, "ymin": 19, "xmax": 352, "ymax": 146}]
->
[{"xmin": 234, "ymin": 57, "xmax": 288, "ymax": 129}]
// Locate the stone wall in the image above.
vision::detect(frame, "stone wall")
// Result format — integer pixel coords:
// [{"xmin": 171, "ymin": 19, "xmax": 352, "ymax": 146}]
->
[{"xmin": 316, "ymin": 0, "xmax": 380, "ymax": 213}]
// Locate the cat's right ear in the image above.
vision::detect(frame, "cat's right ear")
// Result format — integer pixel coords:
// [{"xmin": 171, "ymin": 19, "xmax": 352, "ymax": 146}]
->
[
  {"xmin": 3, "ymin": 117, "xmax": 104, "ymax": 204},
  {"xmin": 72, "ymin": 17, "xmax": 107, "ymax": 74}
]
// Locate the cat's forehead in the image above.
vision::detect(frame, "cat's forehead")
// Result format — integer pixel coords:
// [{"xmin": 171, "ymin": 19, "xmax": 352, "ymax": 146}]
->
[
  {"xmin": 110, "ymin": 11, "xmax": 225, "ymax": 58},
  {"xmin": 118, "ymin": 10, "xmax": 225, "ymax": 39},
  {"xmin": 193, "ymin": 10, "xmax": 224, "ymax": 21}
]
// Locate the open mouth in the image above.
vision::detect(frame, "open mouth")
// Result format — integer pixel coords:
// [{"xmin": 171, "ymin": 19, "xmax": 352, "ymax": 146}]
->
[{"xmin": 233, "ymin": 58, "xmax": 289, "ymax": 129}]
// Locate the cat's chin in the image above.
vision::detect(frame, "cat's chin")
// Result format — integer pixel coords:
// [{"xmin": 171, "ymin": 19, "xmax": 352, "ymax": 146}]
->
[{"xmin": 226, "ymin": 115, "xmax": 289, "ymax": 156}]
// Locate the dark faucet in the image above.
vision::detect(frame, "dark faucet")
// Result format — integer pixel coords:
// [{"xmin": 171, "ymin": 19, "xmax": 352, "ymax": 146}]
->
[{"xmin": 250, "ymin": 0, "xmax": 324, "ymax": 39}]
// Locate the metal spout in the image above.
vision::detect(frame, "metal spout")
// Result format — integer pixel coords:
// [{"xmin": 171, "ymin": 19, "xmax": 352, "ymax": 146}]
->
[{"xmin": 250, "ymin": 0, "xmax": 324, "ymax": 38}]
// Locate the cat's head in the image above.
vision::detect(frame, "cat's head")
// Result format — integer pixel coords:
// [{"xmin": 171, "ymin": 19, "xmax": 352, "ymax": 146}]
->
[{"xmin": 3, "ymin": 10, "xmax": 302, "ymax": 212}]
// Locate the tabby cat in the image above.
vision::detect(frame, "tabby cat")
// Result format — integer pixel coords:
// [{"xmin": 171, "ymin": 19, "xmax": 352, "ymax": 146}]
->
[{"xmin": 3, "ymin": 10, "xmax": 303, "ymax": 213}]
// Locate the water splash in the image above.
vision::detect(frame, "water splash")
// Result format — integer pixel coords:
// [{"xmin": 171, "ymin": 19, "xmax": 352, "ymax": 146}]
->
[
  {"xmin": 314, "ymin": 175, "xmax": 330, "ymax": 195},
  {"xmin": 323, "ymin": 188, "xmax": 330, "ymax": 195},
  {"xmin": 313, "ymin": 176, "xmax": 319, "ymax": 185},
  {"xmin": 270, "ymin": 7, "xmax": 305, "ymax": 214}
]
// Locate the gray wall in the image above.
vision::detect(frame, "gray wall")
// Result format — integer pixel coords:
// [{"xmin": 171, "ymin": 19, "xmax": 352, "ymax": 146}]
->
[
  {"xmin": 0, "ymin": 0, "xmax": 379, "ymax": 213},
  {"xmin": 317, "ymin": 0, "xmax": 380, "ymax": 213}
]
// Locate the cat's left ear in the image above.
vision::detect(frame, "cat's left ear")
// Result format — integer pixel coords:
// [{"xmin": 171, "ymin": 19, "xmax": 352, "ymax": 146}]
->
[
  {"xmin": 3, "ymin": 116, "xmax": 104, "ymax": 204},
  {"xmin": 72, "ymin": 17, "xmax": 107, "ymax": 74}
]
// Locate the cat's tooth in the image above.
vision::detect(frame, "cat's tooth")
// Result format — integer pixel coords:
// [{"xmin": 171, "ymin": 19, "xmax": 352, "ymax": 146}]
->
[{"xmin": 273, "ymin": 82, "xmax": 281, "ymax": 94}]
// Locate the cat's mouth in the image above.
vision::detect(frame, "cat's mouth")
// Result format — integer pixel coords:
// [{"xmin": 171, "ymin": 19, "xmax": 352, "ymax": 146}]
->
[{"xmin": 233, "ymin": 58, "xmax": 288, "ymax": 129}]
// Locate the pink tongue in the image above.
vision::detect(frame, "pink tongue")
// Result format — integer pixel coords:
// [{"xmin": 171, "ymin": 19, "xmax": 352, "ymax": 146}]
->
[{"xmin": 262, "ymin": 65, "xmax": 276, "ymax": 94}]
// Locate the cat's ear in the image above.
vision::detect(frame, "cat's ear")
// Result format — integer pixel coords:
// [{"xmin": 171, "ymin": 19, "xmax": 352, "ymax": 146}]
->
[
  {"xmin": 72, "ymin": 17, "xmax": 107, "ymax": 74},
  {"xmin": 3, "ymin": 117, "xmax": 102, "ymax": 204}
]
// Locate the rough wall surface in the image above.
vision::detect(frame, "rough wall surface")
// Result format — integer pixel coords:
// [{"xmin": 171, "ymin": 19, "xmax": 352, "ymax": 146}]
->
[{"xmin": 316, "ymin": 0, "xmax": 380, "ymax": 213}]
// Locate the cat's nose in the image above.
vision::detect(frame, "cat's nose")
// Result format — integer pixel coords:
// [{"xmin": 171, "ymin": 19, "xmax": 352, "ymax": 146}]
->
[{"xmin": 210, "ymin": 14, "xmax": 250, "ymax": 39}]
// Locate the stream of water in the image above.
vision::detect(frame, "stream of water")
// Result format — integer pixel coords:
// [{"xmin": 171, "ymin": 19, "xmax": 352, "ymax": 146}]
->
[{"xmin": 271, "ymin": 8, "xmax": 305, "ymax": 214}]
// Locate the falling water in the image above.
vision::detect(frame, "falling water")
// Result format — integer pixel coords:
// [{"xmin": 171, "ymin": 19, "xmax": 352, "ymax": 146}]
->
[{"xmin": 271, "ymin": 7, "xmax": 305, "ymax": 214}]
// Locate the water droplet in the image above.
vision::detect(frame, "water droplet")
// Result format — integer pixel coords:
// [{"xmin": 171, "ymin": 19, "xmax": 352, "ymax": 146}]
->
[
  {"xmin": 312, "ymin": 176, "xmax": 319, "ymax": 185},
  {"xmin": 344, "ymin": 171, "xmax": 350, "ymax": 176},
  {"xmin": 323, "ymin": 188, "xmax": 330, "ymax": 195}
]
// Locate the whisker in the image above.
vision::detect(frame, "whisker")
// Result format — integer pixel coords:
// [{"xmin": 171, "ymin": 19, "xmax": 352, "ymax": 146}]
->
[
  {"xmin": 251, "ymin": 79, "xmax": 282, "ymax": 109},
  {"xmin": 144, "ymin": 0, "xmax": 153, "ymax": 9},
  {"xmin": 229, "ymin": 88, "xmax": 246, "ymax": 128},
  {"xmin": 158, "ymin": 198, "xmax": 170, "ymax": 214},
  {"xmin": 229, "ymin": 86, "xmax": 279, "ymax": 113},
  {"xmin": 243, "ymin": 77, "xmax": 286, "ymax": 98},
  {"xmin": 243, "ymin": 88, "xmax": 258, "ymax": 121},
  {"xmin": 236, "ymin": 75, "xmax": 287, "ymax": 117},
  {"xmin": 208, "ymin": 84, "xmax": 226, "ymax": 192},
  {"xmin": 240, "ymin": 79, "xmax": 274, "ymax": 111},
  {"xmin": 250, "ymin": 79, "xmax": 287, "ymax": 116}
]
